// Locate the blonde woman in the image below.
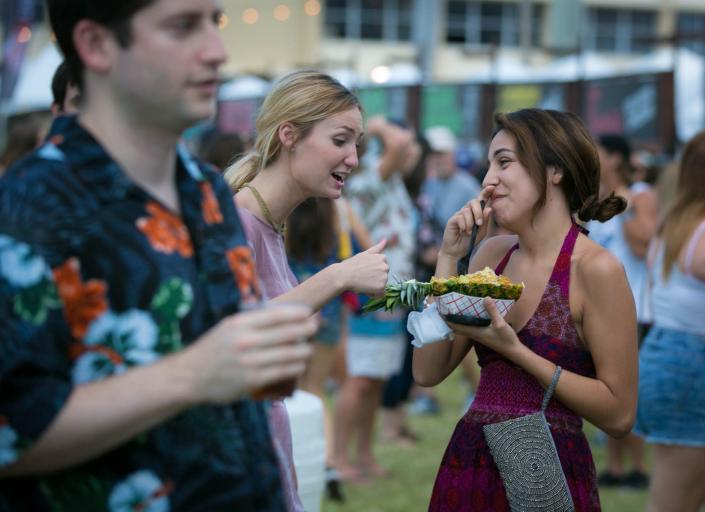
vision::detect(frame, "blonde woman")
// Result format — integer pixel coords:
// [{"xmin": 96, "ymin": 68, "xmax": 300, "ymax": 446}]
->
[
  {"xmin": 224, "ymin": 70, "xmax": 389, "ymax": 511},
  {"xmin": 636, "ymin": 131, "xmax": 705, "ymax": 512}
]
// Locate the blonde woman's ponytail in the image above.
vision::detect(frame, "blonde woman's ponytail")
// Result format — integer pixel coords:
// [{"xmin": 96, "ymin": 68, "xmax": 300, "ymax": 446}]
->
[{"xmin": 225, "ymin": 152, "xmax": 262, "ymax": 192}]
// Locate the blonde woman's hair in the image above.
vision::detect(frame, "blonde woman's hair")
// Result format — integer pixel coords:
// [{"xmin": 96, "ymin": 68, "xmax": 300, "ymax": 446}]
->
[
  {"xmin": 660, "ymin": 131, "xmax": 705, "ymax": 279},
  {"xmin": 225, "ymin": 70, "xmax": 360, "ymax": 192}
]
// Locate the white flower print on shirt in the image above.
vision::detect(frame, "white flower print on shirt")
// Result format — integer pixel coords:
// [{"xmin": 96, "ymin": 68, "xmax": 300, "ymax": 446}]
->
[
  {"xmin": 72, "ymin": 309, "xmax": 159, "ymax": 384},
  {"xmin": 109, "ymin": 470, "xmax": 170, "ymax": 512},
  {"xmin": 0, "ymin": 419, "xmax": 19, "ymax": 467},
  {"xmin": 0, "ymin": 235, "xmax": 51, "ymax": 288}
]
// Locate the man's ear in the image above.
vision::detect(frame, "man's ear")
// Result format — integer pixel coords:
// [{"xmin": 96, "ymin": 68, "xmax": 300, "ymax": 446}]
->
[
  {"xmin": 277, "ymin": 122, "xmax": 299, "ymax": 151},
  {"xmin": 73, "ymin": 19, "xmax": 118, "ymax": 76},
  {"xmin": 549, "ymin": 166, "xmax": 563, "ymax": 185}
]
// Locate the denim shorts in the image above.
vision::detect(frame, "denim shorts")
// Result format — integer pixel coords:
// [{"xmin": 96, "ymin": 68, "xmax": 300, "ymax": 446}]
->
[{"xmin": 635, "ymin": 326, "xmax": 705, "ymax": 446}]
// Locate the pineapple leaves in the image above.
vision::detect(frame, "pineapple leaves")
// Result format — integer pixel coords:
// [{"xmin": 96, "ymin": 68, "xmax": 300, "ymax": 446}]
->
[{"xmin": 361, "ymin": 278, "xmax": 432, "ymax": 313}]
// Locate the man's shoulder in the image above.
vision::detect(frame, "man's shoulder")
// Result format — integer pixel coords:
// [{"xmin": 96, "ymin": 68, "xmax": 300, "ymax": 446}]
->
[
  {"xmin": 0, "ymin": 144, "xmax": 76, "ymax": 209},
  {"xmin": 0, "ymin": 143, "xmax": 87, "ymax": 252},
  {"xmin": 2, "ymin": 142, "xmax": 71, "ymax": 185}
]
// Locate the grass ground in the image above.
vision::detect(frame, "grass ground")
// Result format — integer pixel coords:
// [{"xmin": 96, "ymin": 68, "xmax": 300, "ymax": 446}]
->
[{"xmin": 322, "ymin": 368, "xmax": 648, "ymax": 512}]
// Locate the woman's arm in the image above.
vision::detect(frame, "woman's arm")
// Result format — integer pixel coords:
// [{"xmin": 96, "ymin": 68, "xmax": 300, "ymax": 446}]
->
[
  {"xmin": 412, "ymin": 237, "xmax": 516, "ymax": 387},
  {"xmin": 365, "ymin": 117, "xmax": 412, "ymax": 180},
  {"xmin": 271, "ymin": 239, "xmax": 388, "ymax": 312},
  {"xmin": 623, "ymin": 189, "xmax": 658, "ymax": 258},
  {"xmin": 412, "ymin": 189, "xmax": 499, "ymax": 386}
]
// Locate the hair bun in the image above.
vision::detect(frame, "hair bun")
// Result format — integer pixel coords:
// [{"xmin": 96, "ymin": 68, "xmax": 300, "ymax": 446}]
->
[{"xmin": 577, "ymin": 192, "xmax": 627, "ymax": 222}]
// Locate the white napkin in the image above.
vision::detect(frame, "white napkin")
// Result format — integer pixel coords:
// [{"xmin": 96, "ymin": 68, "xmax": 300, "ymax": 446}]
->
[{"xmin": 407, "ymin": 302, "xmax": 454, "ymax": 348}]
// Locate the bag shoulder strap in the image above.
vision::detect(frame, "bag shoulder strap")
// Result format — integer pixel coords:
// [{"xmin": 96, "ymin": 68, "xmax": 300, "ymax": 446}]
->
[{"xmin": 540, "ymin": 366, "xmax": 562, "ymax": 412}]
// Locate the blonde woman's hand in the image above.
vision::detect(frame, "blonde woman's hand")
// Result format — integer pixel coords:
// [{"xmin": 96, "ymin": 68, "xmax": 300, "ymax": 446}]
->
[
  {"xmin": 439, "ymin": 186, "xmax": 494, "ymax": 259},
  {"xmin": 334, "ymin": 238, "xmax": 389, "ymax": 296}
]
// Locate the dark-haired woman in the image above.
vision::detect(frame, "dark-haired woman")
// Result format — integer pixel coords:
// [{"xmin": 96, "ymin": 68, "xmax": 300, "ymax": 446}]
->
[{"xmin": 414, "ymin": 109, "xmax": 639, "ymax": 511}]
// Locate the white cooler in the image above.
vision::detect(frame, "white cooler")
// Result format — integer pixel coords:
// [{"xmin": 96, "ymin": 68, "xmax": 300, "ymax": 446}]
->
[{"xmin": 284, "ymin": 390, "xmax": 326, "ymax": 512}]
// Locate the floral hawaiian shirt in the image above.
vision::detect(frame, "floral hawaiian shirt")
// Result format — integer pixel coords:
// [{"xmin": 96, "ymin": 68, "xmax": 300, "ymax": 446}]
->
[{"xmin": 0, "ymin": 116, "xmax": 283, "ymax": 511}]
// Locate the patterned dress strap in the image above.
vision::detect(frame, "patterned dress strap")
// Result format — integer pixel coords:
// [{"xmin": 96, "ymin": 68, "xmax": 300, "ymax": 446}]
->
[
  {"xmin": 549, "ymin": 221, "xmax": 582, "ymax": 295},
  {"xmin": 494, "ymin": 243, "xmax": 519, "ymax": 275}
]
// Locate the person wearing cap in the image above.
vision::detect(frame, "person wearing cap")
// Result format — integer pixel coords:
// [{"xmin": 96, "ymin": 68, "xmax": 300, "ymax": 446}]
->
[
  {"xmin": 420, "ymin": 126, "xmax": 482, "ymax": 412},
  {"xmin": 588, "ymin": 133, "xmax": 659, "ymax": 490},
  {"xmin": 423, "ymin": 126, "xmax": 481, "ymax": 230}
]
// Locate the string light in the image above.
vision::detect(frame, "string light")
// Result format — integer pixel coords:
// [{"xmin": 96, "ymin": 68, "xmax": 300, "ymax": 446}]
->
[
  {"xmin": 242, "ymin": 8, "xmax": 259, "ymax": 25},
  {"xmin": 304, "ymin": 0, "xmax": 321, "ymax": 17},
  {"xmin": 274, "ymin": 5, "xmax": 291, "ymax": 22},
  {"xmin": 17, "ymin": 26, "xmax": 32, "ymax": 44}
]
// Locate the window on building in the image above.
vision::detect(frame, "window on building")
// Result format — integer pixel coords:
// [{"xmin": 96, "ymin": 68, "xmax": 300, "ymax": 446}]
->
[
  {"xmin": 324, "ymin": 0, "xmax": 413, "ymax": 41},
  {"xmin": 585, "ymin": 8, "xmax": 656, "ymax": 53},
  {"xmin": 678, "ymin": 12, "xmax": 705, "ymax": 55},
  {"xmin": 325, "ymin": 0, "xmax": 348, "ymax": 38},
  {"xmin": 446, "ymin": 1, "xmax": 543, "ymax": 48}
]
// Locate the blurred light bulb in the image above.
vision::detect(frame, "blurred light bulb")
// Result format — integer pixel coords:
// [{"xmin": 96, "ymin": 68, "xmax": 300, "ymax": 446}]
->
[
  {"xmin": 242, "ymin": 8, "xmax": 259, "ymax": 25},
  {"xmin": 370, "ymin": 65, "xmax": 391, "ymax": 84},
  {"xmin": 17, "ymin": 26, "xmax": 32, "ymax": 43},
  {"xmin": 304, "ymin": 0, "xmax": 321, "ymax": 16},
  {"xmin": 274, "ymin": 5, "xmax": 291, "ymax": 21}
]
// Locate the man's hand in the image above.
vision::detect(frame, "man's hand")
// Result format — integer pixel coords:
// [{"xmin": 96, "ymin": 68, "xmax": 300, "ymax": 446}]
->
[{"xmin": 182, "ymin": 304, "xmax": 317, "ymax": 404}]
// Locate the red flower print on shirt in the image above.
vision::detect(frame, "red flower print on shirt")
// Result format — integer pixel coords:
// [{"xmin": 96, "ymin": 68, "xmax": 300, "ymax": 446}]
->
[
  {"xmin": 136, "ymin": 201, "xmax": 194, "ymax": 257},
  {"xmin": 53, "ymin": 258, "xmax": 108, "ymax": 340},
  {"xmin": 200, "ymin": 181, "xmax": 224, "ymax": 225},
  {"xmin": 226, "ymin": 247, "xmax": 261, "ymax": 303}
]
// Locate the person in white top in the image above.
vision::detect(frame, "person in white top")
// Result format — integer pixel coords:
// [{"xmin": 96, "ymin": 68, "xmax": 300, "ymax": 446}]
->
[
  {"xmin": 587, "ymin": 134, "xmax": 658, "ymax": 489},
  {"xmin": 636, "ymin": 131, "xmax": 705, "ymax": 512}
]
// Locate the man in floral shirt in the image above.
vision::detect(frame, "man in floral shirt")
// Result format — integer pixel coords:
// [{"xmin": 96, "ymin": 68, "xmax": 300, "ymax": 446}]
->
[{"xmin": 0, "ymin": 1, "xmax": 316, "ymax": 510}]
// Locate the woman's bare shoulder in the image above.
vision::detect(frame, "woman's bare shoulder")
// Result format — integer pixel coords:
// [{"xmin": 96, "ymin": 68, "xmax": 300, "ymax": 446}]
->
[{"xmin": 574, "ymin": 235, "xmax": 628, "ymax": 293}]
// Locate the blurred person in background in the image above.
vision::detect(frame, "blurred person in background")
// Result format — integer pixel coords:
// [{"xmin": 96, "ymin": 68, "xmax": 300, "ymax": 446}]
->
[
  {"xmin": 50, "ymin": 61, "xmax": 80, "ymax": 116},
  {"xmin": 378, "ymin": 124, "xmax": 426, "ymax": 444},
  {"xmin": 336, "ymin": 116, "xmax": 416, "ymax": 483},
  {"xmin": 423, "ymin": 125, "xmax": 481, "ymax": 227},
  {"xmin": 198, "ymin": 126, "xmax": 244, "ymax": 171},
  {"xmin": 588, "ymin": 134, "xmax": 658, "ymax": 489},
  {"xmin": 286, "ymin": 196, "xmax": 371, "ymax": 502},
  {"xmin": 0, "ymin": 114, "xmax": 45, "ymax": 174},
  {"xmin": 423, "ymin": 125, "xmax": 483, "ymax": 413},
  {"xmin": 635, "ymin": 131, "xmax": 705, "ymax": 512},
  {"xmin": 416, "ymin": 109, "xmax": 638, "ymax": 511},
  {"xmin": 0, "ymin": 1, "xmax": 319, "ymax": 510},
  {"xmin": 225, "ymin": 70, "xmax": 389, "ymax": 510}
]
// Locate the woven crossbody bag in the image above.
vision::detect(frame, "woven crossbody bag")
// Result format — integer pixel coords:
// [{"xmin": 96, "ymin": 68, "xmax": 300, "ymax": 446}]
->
[{"xmin": 483, "ymin": 366, "xmax": 575, "ymax": 512}]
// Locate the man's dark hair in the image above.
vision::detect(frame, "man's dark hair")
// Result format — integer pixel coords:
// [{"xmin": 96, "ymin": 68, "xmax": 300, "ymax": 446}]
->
[
  {"xmin": 51, "ymin": 61, "xmax": 73, "ymax": 110},
  {"xmin": 46, "ymin": 0, "xmax": 156, "ymax": 88}
]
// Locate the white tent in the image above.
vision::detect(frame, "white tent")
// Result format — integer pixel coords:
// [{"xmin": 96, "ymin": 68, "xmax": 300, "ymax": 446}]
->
[
  {"xmin": 4, "ymin": 43, "xmax": 62, "ymax": 115},
  {"xmin": 218, "ymin": 75, "xmax": 270, "ymax": 101}
]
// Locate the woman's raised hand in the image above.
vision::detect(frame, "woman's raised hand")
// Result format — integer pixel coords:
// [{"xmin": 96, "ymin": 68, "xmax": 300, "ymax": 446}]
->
[
  {"xmin": 440, "ymin": 186, "xmax": 495, "ymax": 259},
  {"xmin": 335, "ymin": 239, "xmax": 389, "ymax": 296}
]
